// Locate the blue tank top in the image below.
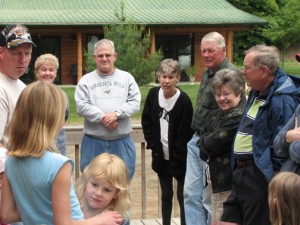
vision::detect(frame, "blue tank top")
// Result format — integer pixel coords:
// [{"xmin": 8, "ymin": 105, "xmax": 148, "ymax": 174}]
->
[{"xmin": 6, "ymin": 151, "xmax": 83, "ymax": 224}]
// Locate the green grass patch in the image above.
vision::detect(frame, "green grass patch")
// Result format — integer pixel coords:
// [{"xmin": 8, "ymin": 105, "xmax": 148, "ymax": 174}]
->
[
  {"xmin": 134, "ymin": 83, "xmax": 199, "ymax": 119},
  {"xmin": 62, "ymin": 60, "xmax": 300, "ymax": 125},
  {"xmin": 235, "ymin": 61, "xmax": 300, "ymax": 76},
  {"xmin": 282, "ymin": 61, "xmax": 300, "ymax": 76},
  {"xmin": 61, "ymin": 83, "xmax": 199, "ymax": 125},
  {"xmin": 62, "ymin": 88, "xmax": 84, "ymax": 125}
]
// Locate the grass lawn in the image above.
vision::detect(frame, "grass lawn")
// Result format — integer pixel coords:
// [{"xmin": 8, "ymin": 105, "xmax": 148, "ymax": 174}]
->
[
  {"xmin": 61, "ymin": 83, "xmax": 199, "ymax": 125},
  {"xmin": 282, "ymin": 60, "xmax": 300, "ymax": 76},
  {"xmin": 235, "ymin": 61, "xmax": 300, "ymax": 76},
  {"xmin": 62, "ymin": 61, "xmax": 300, "ymax": 125}
]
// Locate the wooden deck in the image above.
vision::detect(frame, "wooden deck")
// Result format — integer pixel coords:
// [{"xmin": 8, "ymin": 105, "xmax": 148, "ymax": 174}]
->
[
  {"xmin": 131, "ymin": 218, "xmax": 180, "ymax": 225},
  {"xmin": 66, "ymin": 125, "xmax": 181, "ymax": 222}
]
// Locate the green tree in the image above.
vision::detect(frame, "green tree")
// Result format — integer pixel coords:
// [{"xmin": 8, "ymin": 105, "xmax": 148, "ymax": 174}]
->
[
  {"xmin": 227, "ymin": 0, "xmax": 278, "ymax": 64},
  {"xmin": 84, "ymin": 50, "xmax": 95, "ymax": 73},
  {"xmin": 262, "ymin": 0, "xmax": 300, "ymax": 66},
  {"xmin": 228, "ymin": 0, "xmax": 300, "ymax": 66},
  {"xmin": 103, "ymin": 1, "xmax": 163, "ymax": 86}
]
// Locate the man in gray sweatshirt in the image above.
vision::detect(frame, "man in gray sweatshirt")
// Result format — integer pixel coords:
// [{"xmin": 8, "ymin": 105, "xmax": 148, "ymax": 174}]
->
[{"xmin": 75, "ymin": 38, "xmax": 141, "ymax": 179}]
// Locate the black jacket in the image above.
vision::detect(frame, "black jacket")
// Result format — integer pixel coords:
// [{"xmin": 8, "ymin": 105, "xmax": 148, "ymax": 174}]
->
[
  {"xmin": 142, "ymin": 87, "xmax": 194, "ymax": 178},
  {"xmin": 198, "ymin": 98, "xmax": 246, "ymax": 193}
]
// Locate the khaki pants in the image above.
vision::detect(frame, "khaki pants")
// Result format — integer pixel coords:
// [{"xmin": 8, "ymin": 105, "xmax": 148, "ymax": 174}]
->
[{"xmin": 211, "ymin": 189, "xmax": 231, "ymax": 225}]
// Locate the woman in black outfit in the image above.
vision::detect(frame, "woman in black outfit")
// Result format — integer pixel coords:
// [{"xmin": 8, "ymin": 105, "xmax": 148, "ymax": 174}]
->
[{"xmin": 142, "ymin": 59, "xmax": 193, "ymax": 225}]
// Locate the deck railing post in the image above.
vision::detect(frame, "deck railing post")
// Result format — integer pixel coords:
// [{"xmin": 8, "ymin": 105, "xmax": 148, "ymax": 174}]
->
[
  {"xmin": 75, "ymin": 144, "xmax": 80, "ymax": 179},
  {"xmin": 141, "ymin": 142, "xmax": 146, "ymax": 219}
]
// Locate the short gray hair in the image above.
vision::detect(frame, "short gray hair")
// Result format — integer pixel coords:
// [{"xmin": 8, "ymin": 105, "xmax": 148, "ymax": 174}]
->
[
  {"xmin": 245, "ymin": 45, "xmax": 280, "ymax": 76},
  {"xmin": 156, "ymin": 59, "xmax": 181, "ymax": 77},
  {"xmin": 94, "ymin": 38, "xmax": 115, "ymax": 55},
  {"xmin": 201, "ymin": 32, "xmax": 226, "ymax": 49}
]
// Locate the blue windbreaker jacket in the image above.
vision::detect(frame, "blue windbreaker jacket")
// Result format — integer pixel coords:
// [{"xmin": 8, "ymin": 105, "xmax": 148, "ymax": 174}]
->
[{"xmin": 233, "ymin": 69, "xmax": 300, "ymax": 182}]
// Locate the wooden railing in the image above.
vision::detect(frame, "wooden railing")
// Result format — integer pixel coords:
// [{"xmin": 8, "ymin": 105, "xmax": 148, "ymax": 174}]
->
[
  {"xmin": 65, "ymin": 125, "xmax": 146, "ymax": 179},
  {"xmin": 65, "ymin": 125, "xmax": 179, "ymax": 219}
]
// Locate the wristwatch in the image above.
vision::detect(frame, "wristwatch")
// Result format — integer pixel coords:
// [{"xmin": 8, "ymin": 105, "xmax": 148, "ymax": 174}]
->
[{"xmin": 115, "ymin": 111, "xmax": 121, "ymax": 119}]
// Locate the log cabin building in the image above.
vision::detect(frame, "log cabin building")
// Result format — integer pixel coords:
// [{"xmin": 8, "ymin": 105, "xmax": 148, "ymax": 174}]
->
[{"xmin": 0, "ymin": 0, "xmax": 267, "ymax": 84}]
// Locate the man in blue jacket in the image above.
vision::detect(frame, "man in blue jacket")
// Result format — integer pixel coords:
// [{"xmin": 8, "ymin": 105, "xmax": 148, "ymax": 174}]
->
[{"xmin": 220, "ymin": 45, "xmax": 300, "ymax": 225}]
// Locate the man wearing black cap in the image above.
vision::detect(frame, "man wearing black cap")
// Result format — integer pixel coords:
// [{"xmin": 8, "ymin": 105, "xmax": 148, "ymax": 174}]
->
[{"xmin": 0, "ymin": 24, "xmax": 35, "ymax": 148}]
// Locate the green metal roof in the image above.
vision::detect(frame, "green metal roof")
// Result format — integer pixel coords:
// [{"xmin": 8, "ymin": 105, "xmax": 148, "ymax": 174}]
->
[{"xmin": 0, "ymin": 0, "xmax": 267, "ymax": 26}]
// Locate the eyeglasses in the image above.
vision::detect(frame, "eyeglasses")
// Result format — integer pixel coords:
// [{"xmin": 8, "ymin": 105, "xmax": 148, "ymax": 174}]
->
[
  {"xmin": 243, "ymin": 65, "xmax": 256, "ymax": 71},
  {"xmin": 214, "ymin": 92, "xmax": 233, "ymax": 98},
  {"xmin": 243, "ymin": 65, "xmax": 270, "ymax": 74},
  {"xmin": 95, "ymin": 54, "xmax": 114, "ymax": 59}
]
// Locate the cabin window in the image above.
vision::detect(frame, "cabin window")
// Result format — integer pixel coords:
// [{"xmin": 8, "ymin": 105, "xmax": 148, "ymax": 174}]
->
[{"xmin": 156, "ymin": 34, "xmax": 194, "ymax": 81}]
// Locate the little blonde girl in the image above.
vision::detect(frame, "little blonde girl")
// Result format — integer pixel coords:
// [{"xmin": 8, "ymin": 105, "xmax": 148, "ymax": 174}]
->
[{"xmin": 76, "ymin": 153, "xmax": 131, "ymax": 224}]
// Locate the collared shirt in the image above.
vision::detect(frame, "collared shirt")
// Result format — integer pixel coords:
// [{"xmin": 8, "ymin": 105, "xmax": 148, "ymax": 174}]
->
[
  {"xmin": 191, "ymin": 59, "xmax": 239, "ymax": 134},
  {"xmin": 234, "ymin": 96, "xmax": 266, "ymax": 159}
]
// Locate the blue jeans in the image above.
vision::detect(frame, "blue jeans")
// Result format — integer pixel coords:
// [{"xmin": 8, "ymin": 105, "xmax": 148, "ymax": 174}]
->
[
  {"xmin": 56, "ymin": 128, "xmax": 67, "ymax": 155},
  {"xmin": 80, "ymin": 134, "xmax": 136, "ymax": 180},
  {"xmin": 184, "ymin": 133, "xmax": 212, "ymax": 225}
]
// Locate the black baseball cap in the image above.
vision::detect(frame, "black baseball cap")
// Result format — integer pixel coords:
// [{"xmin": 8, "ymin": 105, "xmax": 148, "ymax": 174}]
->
[{"xmin": 0, "ymin": 24, "xmax": 36, "ymax": 48}]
